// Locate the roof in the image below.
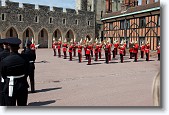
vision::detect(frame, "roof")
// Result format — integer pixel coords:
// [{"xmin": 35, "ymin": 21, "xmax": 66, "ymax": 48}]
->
[{"xmin": 102, "ymin": 2, "xmax": 160, "ymax": 21}]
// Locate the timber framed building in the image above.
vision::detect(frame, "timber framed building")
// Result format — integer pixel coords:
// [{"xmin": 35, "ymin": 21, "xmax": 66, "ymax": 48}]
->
[{"xmin": 102, "ymin": 0, "xmax": 160, "ymax": 50}]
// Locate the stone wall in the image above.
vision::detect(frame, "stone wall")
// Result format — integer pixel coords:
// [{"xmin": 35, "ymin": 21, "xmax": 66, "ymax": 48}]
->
[{"xmin": 0, "ymin": 1, "xmax": 95, "ymax": 48}]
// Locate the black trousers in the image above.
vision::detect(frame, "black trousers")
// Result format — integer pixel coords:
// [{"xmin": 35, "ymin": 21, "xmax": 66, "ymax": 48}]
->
[
  {"xmin": 105, "ymin": 52, "xmax": 109, "ymax": 64},
  {"xmin": 0, "ymin": 82, "xmax": 5, "ymax": 106},
  {"xmin": 158, "ymin": 53, "xmax": 160, "ymax": 60},
  {"xmin": 63, "ymin": 51, "xmax": 67, "ymax": 59},
  {"xmin": 134, "ymin": 53, "xmax": 138, "ymax": 62},
  {"xmin": 95, "ymin": 53, "xmax": 98, "ymax": 61},
  {"xmin": 4, "ymin": 89, "xmax": 28, "ymax": 106},
  {"xmin": 120, "ymin": 54, "xmax": 123, "ymax": 63},
  {"xmin": 69, "ymin": 52, "xmax": 72, "ymax": 61},
  {"xmin": 78, "ymin": 53, "xmax": 82, "ymax": 63},
  {"xmin": 146, "ymin": 53, "xmax": 149, "ymax": 61},
  {"xmin": 141, "ymin": 51, "xmax": 144, "ymax": 58},
  {"xmin": 53, "ymin": 49, "xmax": 56, "ymax": 56},
  {"xmin": 86, "ymin": 54, "xmax": 91, "ymax": 65},
  {"xmin": 29, "ymin": 64, "xmax": 35, "ymax": 92}
]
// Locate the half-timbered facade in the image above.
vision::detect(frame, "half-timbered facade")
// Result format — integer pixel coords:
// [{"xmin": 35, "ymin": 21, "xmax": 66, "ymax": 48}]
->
[{"xmin": 102, "ymin": 0, "xmax": 160, "ymax": 50}]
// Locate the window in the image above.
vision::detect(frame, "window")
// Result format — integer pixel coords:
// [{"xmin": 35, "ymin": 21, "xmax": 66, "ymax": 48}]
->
[
  {"xmin": 1, "ymin": 13, "xmax": 6, "ymax": 21},
  {"xmin": 158, "ymin": 15, "xmax": 160, "ymax": 26},
  {"xmin": 26, "ymin": 29, "xmax": 29, "ymax": 37},
  {"xmin": 139, "ymin": 17, "xmax": 146, "ymax": 28},
  {"xmin": 49, "ymin": 17, "xmax": 53, "ymax": 24},
  {"xmin": 88, "ymin": 20, "xmax": 90, "ymax": 26},
  {"xmin": 146, "ymin": 0, "xmax": 150, "ymax": 4},
  {"xmin": 41, "ymin": 30, "xmax": 44, "ymax": 37},
  {"xmin": 35, "ymin": 16, "xmax": 39, "ymax": 23},
  {"xmin": 75, "ymin": 19, "xmax": 78, "ymax": 25},
  {"xmin": 138, "ymin": 0, "xmax": 142, "ymax": 5},
  {"xmin": 18, "ymin": 14, "xmax": 23, "ymax": 22},
  {"xmin": 155, "ymin": 0, "xmax": 158, "ymax": 2},
  {"xmin": 62, "ymin": 18, "xmax": 66, "ymax": 24},
  {"xmin": 126, "ymin": 20, "xmax": 130, "ymax": 29},
  {"xmin": 109, "ymin": 23, "xmax": 113, "ymax": 30},
  {"xmin": 10, "ymin": 28, "xmax": 13, "ymax": 37},
  {"xmin": 120, "ymin": 20, "xmax": 125, "ymax": 29}
]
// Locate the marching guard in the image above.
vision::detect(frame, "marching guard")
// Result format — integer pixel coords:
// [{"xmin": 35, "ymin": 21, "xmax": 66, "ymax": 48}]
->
[
  {"xmin": 129, "ymin": 41, "xmax": 134, "ymax": 59},
  {"xmin": 133, "ymin": 41, "xmax": 139, "ymax": 62},
  {"xmin": 107, "ymin": 39, "xmax": 112, "ymax": 61},
  {"xmin": 123, "ymin": 40, "xmax": 127, "ymax": 56},
  {"xmin": 98, "ymin": 41, "xmax": 102, "ymax": 59},
  {"xmin": 0, "ymin": 38, "xmax": 29, "ymax": 106},
  {"xmin": 157, "ymin": 43, "xmax": 160, "ymax": 61},
  {"xmin": 77, "ymin": 41, "xmax": 83, "ymax": 63},
  {"xmin": 104, "ymin": 41, "xmax": 109, "ymax": 64},
  {"xmin": 52, "ymin": 39, "xmax": 57, "ymax": 56},
  {"xmin": 68, "ymin": 40, "xmax": 73, "ymax": 61},
  {"xmin": 62, "ymin": 39, "xmax": 68, "ymax": 59},
  {"xmin": 94, "ymin": 39, "xmax": 99, "ymax": 61},
  {"xmin": 57, "ymin": 38, "xmax": 62, "ymax": 58},
  {"xmin": 86, "ymin": 42, "xmax": 91, "ymax": 65},
  {"xmin": 145, "ymin": 42, "xmax": 150, "ymax": 61},
  {"xmin": 140, "ymin": 42, "xmax": 145, "ymax": 58},
  {"xmin": 119, "ymin": 41, "xmax": 125, "ymax": 63},
  {"xmin": 73, "ymin": 40, "xmax": 77, "ymax": 57}
]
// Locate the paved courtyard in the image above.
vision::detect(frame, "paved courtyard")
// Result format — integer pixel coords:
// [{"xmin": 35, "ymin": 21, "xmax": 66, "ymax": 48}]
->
[{"xmin": 25, "ymin": 49, "xmax": 160, "ymax": 106}]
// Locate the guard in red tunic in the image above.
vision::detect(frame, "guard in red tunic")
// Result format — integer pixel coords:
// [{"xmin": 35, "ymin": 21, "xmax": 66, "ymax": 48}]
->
[
  {"xmin": 52, "ymin": 39, "xmax": 57, "ymax": 56},
  {"xmin": 104, "ymin": 41, "xmax": 109, "ymax": 64},
  {"xmin": 108, "ymin": 41, "xmax": 112, "ymax": 61},
  {"xmin": 68, "ymin": 41, "xmax": 73, "ymax": 61},
  {"xmin": 157, "ymin": 43, "xmax": 160, "ymax": 61},
  {"xmin": 133, "ymin": 41, "xmax": 139, "ymax": 62},
  {"xmin": 86, "ymin": 43, "xmax": 91, "ymax": 65},
  {"xmin": 123, "ymin": 41, "xmax": 127, "ymax": 56},
  {"xmin": 119, "ymin": 42, "xmax": 125, "ymax": 63},
  {"xmin": 98, "ymin": 41, "xmax": 102, "ymax": 59},
  {"xmin": 62, "ymin": 39, "xmax": 68, "ymax": 59},
  {"xmin": 140, "ymin": 42, "xmax": 145, "ymax": 58},
  {"xmin": 57, "ymin": 39, "xmax": 62, "ymax": 58},
  {"xmin": 90, "ymin": 43, "xmax": 94, "ymax": 57},
  {"xmin": 77, "ymin": 42, "xmax": 83, "ymax": 63},
  {"xmin": 94, "ymin": 41, "xmax": 99, "ymax": 61},
  {"xmin": 145, "ymin": 42, "xmax": 150, "ymax": 61},
  {"xmin": 129, "ymin": 42, "xmax": 134, "ymax": 59},
  {"xmin": 73, "ymin": 40, "xmax": 77, "ymax": 57}
]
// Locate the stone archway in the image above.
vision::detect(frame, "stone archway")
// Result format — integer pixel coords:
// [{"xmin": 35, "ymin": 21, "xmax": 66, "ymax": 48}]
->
[
  {"xmin": 38, "ymin": 28, "xmax": 48, "ymax": 48},
  {"xmin": 86, "ymin": 35, "xmax": 91, "ymax": 41},
  {"xmin": 53, "ymin": 29, "xmax": 62, "ymax": 41},
  {"xmin": 22, "ymin": 27, "xmax": 34, "ymax": 47},
  {"xmin": 65, "ymin": 29, "xmax": 74, "ymax": 42},
  {"xmin": 6, "ymin": 27, "xmax": 18, "ymax": 38}
]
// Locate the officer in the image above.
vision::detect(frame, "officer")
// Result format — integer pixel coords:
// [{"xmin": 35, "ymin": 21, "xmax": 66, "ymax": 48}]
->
[
  {"xmin": 57, "ymin": 38, "xmax": 62, "ymax": 58},
  {"xmin": 22, "ymin": 39, "xmax": 36, "ymax": 93},
  {"xmin": 0, "ymin": 39, "xmax": 10, "ymax": 106},
  {"xmin": 104, "ymin": 41, "xmax": 109, "ymax": 64},
  {"xmin": 157, "ymin": 43, "xmax": 160, "ymax": 61},
  {"xmin": 0, "ymin": 37, "xmax": 29, "ymax": 106},
  {"xmin": 73, "ymin": 40, "xmax": 77, "ymax": 57},
  {"xmin": 94, "ymin": 41, "xmax": 99, "ymax": 61},
  {"xmin": 86, "ymin": 43, "xmax": 91, "ymax": 65},
  {"xmin": 129, "ymin": 41, "xmax": 134, "ymax": 59}
]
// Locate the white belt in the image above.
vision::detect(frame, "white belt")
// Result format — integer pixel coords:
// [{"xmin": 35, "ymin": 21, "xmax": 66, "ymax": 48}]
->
[
  {"xmin": 7, "ymin": 75, "xmax": 25, "ymax": 97},
  {"xmin": 1, "ymin": 77, "xmax": 4, "ymax": 83},
  {"xmin": 29, "ymin": 61, "xmax": 34, "ymax": 63}
]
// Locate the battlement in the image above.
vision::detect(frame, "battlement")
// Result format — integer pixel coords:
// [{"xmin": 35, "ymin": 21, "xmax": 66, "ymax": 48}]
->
[{"xmin": 0, "ymin": 1, "xmax": 94, "ymax": 15}]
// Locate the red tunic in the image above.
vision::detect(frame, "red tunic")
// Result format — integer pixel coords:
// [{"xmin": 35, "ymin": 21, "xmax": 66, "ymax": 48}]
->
[
  {"xmin": 145, "ymin": 44, "xmax": 150, "ymax": 53},
  {"xmin": 157, "ymin": 46, "xmax": 160, "ymax": 54},
  {"xmin": 62, "ymin": 43, "xmax": 67, "ymax": 52},
  {"xmin": 133, "ymin": 44, "xmax": 139, "ymax": 53},
  {"xmin": 140, "ymin": 45, "xmax": 145, "ymax": 52},
  {"xmin": 69, "ymin": 45, "xmax": 73, "ymax": 53},
  {"xmin": 57, "ymin": 42, "xmax": 62, "ymax": 49},
  {"xmin": 86, "ymin": 46, "xmax": 91, "ymax": 55},
  {"xmin": 78, "ymin": 45, "xmax": 82, "ymax": 53},
  {"xmin": 94, "ymin": 45, "xmax": 99, "ymax": 54},
  {"xmin": 30, "ymin": 44, "xmax": 35, "ymax": 50},
  {"xmin": 119, "ymin": 46, "xmax": 125, "ymax": 55}
]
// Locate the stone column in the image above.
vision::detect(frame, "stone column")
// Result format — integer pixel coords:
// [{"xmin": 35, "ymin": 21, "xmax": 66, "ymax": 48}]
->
[{"xmin": 48, "ymin": 32, "xmax": 53, "ymax": 48}]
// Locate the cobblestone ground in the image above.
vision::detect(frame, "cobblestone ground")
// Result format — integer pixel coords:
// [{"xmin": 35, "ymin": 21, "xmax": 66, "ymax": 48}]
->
[{"xmin": 25, "ymin": 49, "xmax": 160, "ymax": 106}]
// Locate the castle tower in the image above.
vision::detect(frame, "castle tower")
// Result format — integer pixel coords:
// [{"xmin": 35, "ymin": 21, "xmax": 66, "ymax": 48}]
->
[{"xmin": 76, "ymin": 0, "xmax": 88, "ymax": 11}]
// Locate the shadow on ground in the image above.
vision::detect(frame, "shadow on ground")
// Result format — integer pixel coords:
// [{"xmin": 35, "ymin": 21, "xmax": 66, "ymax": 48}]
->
[
  {"xmin": 28, "ymin": 100, "xmax": 56, "ymax": 106},
  {"xmin": 29, "ymin": 87, "xmax": 62, "ymax": 94}
]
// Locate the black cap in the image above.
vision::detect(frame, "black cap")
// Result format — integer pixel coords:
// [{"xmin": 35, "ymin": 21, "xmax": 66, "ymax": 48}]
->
[
  {"xmin": 27, "ymin": 40, "xmax": 32, "ymax": 45},
  {"xmin": 5, "ymin": 37, "xmax": 21, "ymax": 45}
]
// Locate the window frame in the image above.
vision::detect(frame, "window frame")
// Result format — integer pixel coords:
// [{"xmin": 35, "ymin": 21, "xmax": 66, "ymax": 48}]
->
[{"xmin": 18, "ymin": 14, "xmax": 23, "ymax": 22}]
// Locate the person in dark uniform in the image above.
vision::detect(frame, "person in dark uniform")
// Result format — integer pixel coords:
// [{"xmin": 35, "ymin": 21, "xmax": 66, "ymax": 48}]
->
[
  {"xmin": 0, "ymin": 37, "xmax": 29, "ymax": 106},
  {"xmin": 22, "ymin": 40, "xmax": 36, "ymax": 93},
  {"xmin": 0, "ymin": 39, "xmax": 10, "ymax": 106},
  {"xmin": 0, "ymin": 39, "xmax": 4, "ymax": 52}
]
